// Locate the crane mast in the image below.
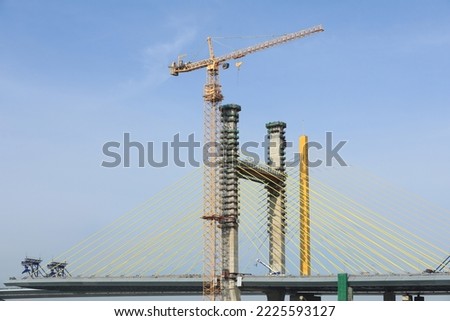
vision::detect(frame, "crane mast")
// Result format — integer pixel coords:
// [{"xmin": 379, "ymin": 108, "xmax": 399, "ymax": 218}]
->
[{"xmin": 170, "ymin": 24, "xmax": 324, "ymax": 301}]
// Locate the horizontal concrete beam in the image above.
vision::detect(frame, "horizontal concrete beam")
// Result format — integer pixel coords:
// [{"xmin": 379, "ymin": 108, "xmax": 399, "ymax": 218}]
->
[
  {"xmin": 3, "ymin": 274, "xmax": 450, "ymax": 300},
  {"xmin": 236, "ymin": 159, "xmax": 285, "ymax": 185}
]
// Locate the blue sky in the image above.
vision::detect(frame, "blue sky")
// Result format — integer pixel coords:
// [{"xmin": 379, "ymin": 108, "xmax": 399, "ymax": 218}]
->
[{"xmin": 1, "ymin": 0, "xmax": 450, "ymax": 283}]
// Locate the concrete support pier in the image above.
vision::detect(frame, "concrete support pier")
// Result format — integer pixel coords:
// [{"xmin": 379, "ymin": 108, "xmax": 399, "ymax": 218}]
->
[
  {"xmin": 265, "ymin": 122, "xmax": 287, "ymax": 275},
  {"xmin": 265, "ymin": 290, "xmax": 286, "ymax": 301},
  {"xmin": 219, "ymin": 104, "xmax": 241, "ymax": 301},
  {"xmin": 383, "ymin": 291, "xmax": 396, "ymax": 301}
]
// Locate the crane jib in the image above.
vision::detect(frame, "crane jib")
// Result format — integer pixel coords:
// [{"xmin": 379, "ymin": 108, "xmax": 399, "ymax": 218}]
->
[{"xmin": 169, "ymin": 25, "xmax": 324, "ymax": 75}]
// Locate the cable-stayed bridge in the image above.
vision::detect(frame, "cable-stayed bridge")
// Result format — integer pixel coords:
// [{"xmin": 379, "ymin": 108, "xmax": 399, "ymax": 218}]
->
[
  {"xmin": 1, "ymin": 22, "xmax": 449, "ymax": 301},
  {"xmin": 2, "ymin": 160, "xmax": 450, "ymax": 300}
]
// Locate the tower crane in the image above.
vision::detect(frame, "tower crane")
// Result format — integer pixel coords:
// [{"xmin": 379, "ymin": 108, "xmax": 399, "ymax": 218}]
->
[{"xmin": 170, "ymin": 24, "xmax": 324, "ymax": 301}]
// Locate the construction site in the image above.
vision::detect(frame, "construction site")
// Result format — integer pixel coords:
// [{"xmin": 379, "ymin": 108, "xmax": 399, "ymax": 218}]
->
[{"xmin": 2, "ymin": 22, "xmax": 450, "ymax": 302}]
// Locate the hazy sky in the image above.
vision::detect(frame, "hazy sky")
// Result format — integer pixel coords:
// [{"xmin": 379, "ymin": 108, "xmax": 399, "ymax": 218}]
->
[{"xmin": 1, "ymin": 0, "xmax": 450, "ymax": 283}]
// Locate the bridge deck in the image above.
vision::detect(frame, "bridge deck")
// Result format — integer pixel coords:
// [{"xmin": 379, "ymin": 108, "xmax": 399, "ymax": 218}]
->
[{"xmin": 2, "ymin": 273, "xmax": 450, "ymax": 299}]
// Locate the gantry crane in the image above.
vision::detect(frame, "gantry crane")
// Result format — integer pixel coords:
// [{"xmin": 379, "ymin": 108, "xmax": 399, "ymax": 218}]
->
[{"xmin": 170, "ymin": 24, "xmax": 324, "ymax": 301}]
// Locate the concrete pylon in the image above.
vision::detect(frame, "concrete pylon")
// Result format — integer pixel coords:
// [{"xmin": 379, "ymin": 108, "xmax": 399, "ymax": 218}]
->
[
  {"xmin": 219, "ymin": 104, "xmax": 241, "ymax": 301},
  {"xmin": 265, "ymin": 122, "xmax": 287, "ymax": 275}
]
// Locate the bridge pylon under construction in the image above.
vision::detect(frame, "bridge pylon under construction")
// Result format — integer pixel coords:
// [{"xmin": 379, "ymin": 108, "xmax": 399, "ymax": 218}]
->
[{"xmin": 217, "ymin": 103, "xmax": 290, "ymax": 301}]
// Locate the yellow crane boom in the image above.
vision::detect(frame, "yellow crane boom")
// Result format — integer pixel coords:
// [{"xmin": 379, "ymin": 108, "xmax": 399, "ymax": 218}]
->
[
  {"xmin": 170, "ymin": 24, "xmax": 324, "ymax": 77},
  {"xmin": 169, "ymin": 24, "xmax": 324, "ymax": 301}
]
